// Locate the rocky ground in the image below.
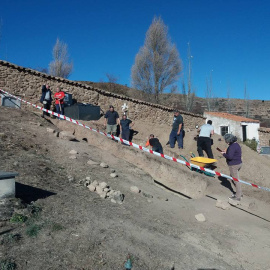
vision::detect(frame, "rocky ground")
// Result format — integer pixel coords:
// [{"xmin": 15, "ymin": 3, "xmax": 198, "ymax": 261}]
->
[{"xmin": 1, "ymin": 106, "xmax": 270, "ymax": 270}]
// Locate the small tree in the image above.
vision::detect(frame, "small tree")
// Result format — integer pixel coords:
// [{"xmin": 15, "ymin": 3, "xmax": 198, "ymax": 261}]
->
[
  {"xmin": 106, "ymin": 73, "xmax": 119, "ymax": 91},
  {"xmin": 131, "ymin": 16, "xmax": 182, "ymax": 103},
  {"xmin": 49, "ymin": 38, "xmax": 73, "ymax": 78}
]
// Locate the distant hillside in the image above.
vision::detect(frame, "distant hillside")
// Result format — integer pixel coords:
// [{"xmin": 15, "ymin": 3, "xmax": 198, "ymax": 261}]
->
[{"xmin": 78, "ymin": 81, "xmax": 270, "ymax": 127}]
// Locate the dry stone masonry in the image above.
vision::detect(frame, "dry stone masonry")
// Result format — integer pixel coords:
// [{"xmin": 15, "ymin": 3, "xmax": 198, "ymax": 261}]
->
[{"xmin": 0, "ymin": 60, "xmax": 205, "ymax": 130}]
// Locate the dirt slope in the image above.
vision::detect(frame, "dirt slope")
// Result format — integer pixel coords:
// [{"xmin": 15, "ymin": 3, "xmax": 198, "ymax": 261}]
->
[{"xmin": 1, "ymin": 106, "xmax": 270, "ymax": 270}]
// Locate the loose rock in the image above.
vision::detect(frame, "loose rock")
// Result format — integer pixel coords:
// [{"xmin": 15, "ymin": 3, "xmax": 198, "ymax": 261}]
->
[
  {"xmin": 69, "ymin": 149, "xmax": 78, "ymax": 155},
  {"xmin": 111, "ymin": 199, "xmax": 117, "ymax": 203},
  {"xmin": 87, "ymin": 159, "xmax": 99, "ymax": 165},
  {"xmin": 88, "ymin": 184, "xmax": 96, "ymax": 192},
  {"xmin": 99, "ymin": 192, "xmax": 107, "ymax": 199},
  {"xmin": 195, "ymin": 213, "xmax": 206, "ymax": 222},
  {"xmin": 96, "ymin": 186, "xmax": 104, "ymax": 194},
  {"xmin": 130, "ymin": 186, "xmax": 140, "ymax": 194},
  {"xmin": 47, "ymin": 128, "xmax": 55, "ymax": 133},
  {"xmin": 216, "ymin": 200, "xmax": 230, "ymax": 210},
  {"xmin": 99, "ymin": 182, "xmax": 108, "ymax": 189},
  {"xmin": 100, "ymin": 162, "xmax": 109, "ymax": 168},
  {"xmin": 111, "ymin": 169, "xmax": 116, "ymax": 173},
  {"xmin": 91, "ymin": 180, "xmax": 99, "ymax": 187},
  {"xmin": 111, "ymin": 191, "xmax": 124, "ymax": 204},
  {"xmin": 59, "ymin": 131, "xmax": 76, "ymax": 141},
  {"xmin": 110, "ymin": 173, "xmax": 118, "ymax": 178},
  {"xmin": 85, "ymin": 176, "xmax": 91, "ymax": 181}
]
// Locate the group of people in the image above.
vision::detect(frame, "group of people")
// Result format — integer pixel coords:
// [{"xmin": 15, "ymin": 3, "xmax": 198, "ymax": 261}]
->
[
  {"xmin": 40, "ymin": 84, "xmax": 65, "ymax": 118},
  {"xmin": 104, "ymin": 105, "xmax": 242, "ymax": 203}
]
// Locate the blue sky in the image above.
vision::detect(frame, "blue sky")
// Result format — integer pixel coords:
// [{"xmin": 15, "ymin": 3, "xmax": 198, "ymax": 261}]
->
[{"xmin": 1, "ymin": 0, "xmax": 270, "ymax": 100}]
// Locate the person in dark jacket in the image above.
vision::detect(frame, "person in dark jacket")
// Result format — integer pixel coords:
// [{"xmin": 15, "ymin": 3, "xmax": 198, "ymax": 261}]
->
[
  {"xmin": 145, "ymin": 134, "xmax": 163, "ymax": 154},
  {"xmin": 221, "ymin": 133, "xmax": 242, "ymax": 202},
  {"xmin": 40, "ymin": 84, "xmax": 52, "ymax": 117},
  {"xmin": 120, "ymin": 114, "xmax": 134, "ymax": 142}
]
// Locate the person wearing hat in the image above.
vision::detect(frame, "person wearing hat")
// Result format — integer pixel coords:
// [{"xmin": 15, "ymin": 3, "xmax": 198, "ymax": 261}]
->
[
  {"xmin": 104, "ymin": 105, "xmax": 120, "ymax": 136},
  {"xmin": 220, "ymin": 133, "xmax": 243, "ymax": 202},
  {"xmin": 169, "ymin": 109, "xmax": 184, "ymax": 149}
]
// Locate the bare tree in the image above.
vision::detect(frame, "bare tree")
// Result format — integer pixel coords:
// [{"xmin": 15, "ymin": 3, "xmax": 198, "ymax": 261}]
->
[
  {"xmin": 49, "ymin": 38, "xmax": 73, "ymax": 78},
  {"xmin": 244, "ymin": 83, "xmax": 250, "ymax": 117},
  {"xmin": 106, "ymin": 73, "xmax": 119, "ymax": 92},
  {"xmin": 131, "ymin": 16, "xmax": 182, "ymax": 103}
]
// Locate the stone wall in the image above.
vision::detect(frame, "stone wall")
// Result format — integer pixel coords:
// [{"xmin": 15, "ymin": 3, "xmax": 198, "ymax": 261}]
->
[
  {"xmin": 0, "ymin": 60, "xmax": 205, "ymax": 129},
  {"xmin": 258, "ymin": 128, "xmax": 270, "ymax": 146}
]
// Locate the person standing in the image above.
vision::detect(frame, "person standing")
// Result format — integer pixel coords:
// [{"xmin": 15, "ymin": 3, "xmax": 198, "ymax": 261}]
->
[
  {"xmin": 169, "ymin": 110, "xmax": 184, "ymax": 149},
  {"xmin": 104, "ymin": 105, "xmax": 120, "ymax": 136},
  {"xmin": 40, "ymin": 84, "xmax": 52, "ymax": 118},
  {"xmin": 120, "ymin": 114, "xmax": 134, "ymax": 142},
  {"xmin": 197, "ymin": 120, "xmax": 214, "ymax": 158},
  {"xmin": 221, "ymin": 134, "xmax": 243, "ymax": 202},
  {"xmin": 145, "ymin": 134, "xmax": 163, "ymax": 154},
  {"xmin": 54, "ymin": 87, "xmax": 65, "ymax": 117}
]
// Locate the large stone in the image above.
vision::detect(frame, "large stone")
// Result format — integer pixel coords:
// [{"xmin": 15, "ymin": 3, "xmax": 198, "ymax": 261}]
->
[
  {"xmin": 110, "ymin": 173, "xmax": 118, "ymax": 178},
  {"xmin": 69, "ymin": 149, "xmax": 78, "ymax": 155},
  {"xmin": 87, "ymin": 159, "xmax": 99, "ymax": 165},
  {"xmin": 111, "ymin": 191, "xmax": 124, "ymax": 204},
  {"xmin": 195, "ymin": 213, "xmax": 206, "ymax": 222},
  {"xmin": 130, "ymin": 186, "xmax": 140, "ymax": 194},
  {"xmin": 91, "ymin": 180, "xmax": 99, "ymax": 187},
  {"xmin": 47, "ymin": 128, "xmax": 55, "ymax": 133},
  {"xmin": 59, "ymin": 131, "xmax": 76, "ymax": 141},
  {"xmin": 100, "ymin": 162, "xmax": 109, "ymax": 168},
  {"xmin": 99, "ymin": 192, "xmax": 107, "ymax": 199},
  {"xmin": 96, "ymin": 186, "xmax": 104, "ymax": 194},
  {"xmin": 99, "ymin": 182, "xmax": 107, "ymax": 189},
  {"xmin": 216, "ymin": 200, "xmax": 230, "ymax": 210},
  {"xmin": 88, "ymin": 184, "xmax": 96, "ymax": 192}
]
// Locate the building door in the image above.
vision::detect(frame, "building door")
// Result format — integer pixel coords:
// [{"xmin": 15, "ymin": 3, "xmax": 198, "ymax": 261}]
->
[{"xmin": 242, "ymin": 125, "xmax": 247, "ymax": 142}]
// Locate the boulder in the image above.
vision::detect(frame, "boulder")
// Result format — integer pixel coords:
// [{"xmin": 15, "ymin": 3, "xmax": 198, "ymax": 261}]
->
[
  {"xmin": 216, "ymin": 200, "xmax": 230, "ymax": 210},
  {"xmin": 100, "ymin": 162, "xmax": 109, "ymax": 168},
  {"xmin": 195, "ymin": 213, "xmax": 206, "ymax": 222},
  {"xmin": 130, "ymin": 186, "xmax": 140, "ymax": 194},
  {"xmin": 69, "ymin": 149, "xmax": 78, "ymax": 155},
  {"xmin": 87, "ymin": 159, "xmax": 99, "ymax": 165},
  {"xmin": 47, "ymin": 128, "xmax": 55, "ymax": 133},
  {"xmin": 99, "ymin": 192, "xmax": 107, "ymax": 199},
  {"xmin": 99, "ymin": 182, "xmax": 108, "ymax": 189},
  {"xmin": 91, "ymin": 180, "xmax": 99, "ymax": 187},
  {"xmin": 110, "ymin": 173, "xmax": 118, "ymax": 178},
  {"xmin": 59, "ymin": 131, "xmax": 76, "ymax": 141},
  {"xmin": 88, "ymin": 184, "xmax": 96, "ymax": 192},
  {"xmin": 96, "ymin": 186, "xmax": 104, "ymax": 194}
]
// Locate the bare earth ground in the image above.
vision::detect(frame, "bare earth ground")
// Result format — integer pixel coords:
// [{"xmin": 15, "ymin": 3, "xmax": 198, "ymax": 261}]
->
[{"xmin": 1, "ymin": 106, "xmax": 270, "ymax": 270}]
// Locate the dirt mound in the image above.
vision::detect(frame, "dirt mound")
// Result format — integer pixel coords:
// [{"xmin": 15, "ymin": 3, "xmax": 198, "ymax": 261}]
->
[{"xmin": 1, "ymin": 106, "xmax": 270, "ymax": 270}]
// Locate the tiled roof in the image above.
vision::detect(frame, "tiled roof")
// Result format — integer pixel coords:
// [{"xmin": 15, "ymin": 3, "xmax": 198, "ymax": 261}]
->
[
  {"xmin": 259, "ymin": 127, "xmax": 270, "ymax": 133},
  {"xmin": 204, "ymin": 112, "xmax": 260, "ymax": 123}
]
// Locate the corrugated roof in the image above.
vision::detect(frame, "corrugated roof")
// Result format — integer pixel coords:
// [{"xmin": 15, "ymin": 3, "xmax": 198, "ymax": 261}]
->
[{"xmin": 204, "ymin": 112, "xmax": 260, "ymax": 123}]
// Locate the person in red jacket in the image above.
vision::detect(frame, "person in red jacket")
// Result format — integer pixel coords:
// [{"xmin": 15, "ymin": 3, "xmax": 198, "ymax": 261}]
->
[{"xmin": 54, "ymin": 87, "xmax": 65, "ymax": 117}]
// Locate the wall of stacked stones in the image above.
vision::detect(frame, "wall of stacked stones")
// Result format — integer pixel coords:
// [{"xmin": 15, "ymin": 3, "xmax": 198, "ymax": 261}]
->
[
  {"xmin": 0, "ymin": 61, "xmax": 205, "ymax": 129},
  {"xmin": 258, "ymin": 129, "xmax": 270, "ymax": 146}
]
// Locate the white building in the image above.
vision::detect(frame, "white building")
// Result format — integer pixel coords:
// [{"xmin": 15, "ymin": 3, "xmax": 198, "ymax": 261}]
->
[{"xmin": 204, "ymin": 112, "xmax": 260, "ymax": 141}]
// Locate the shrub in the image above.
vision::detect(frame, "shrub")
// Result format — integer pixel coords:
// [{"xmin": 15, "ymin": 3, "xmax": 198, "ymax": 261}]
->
[
  {"xmin": 26, "ymin": 224, "xmax": 42, "ymax": 238},
  {"xmin": 51, "ymin": 222, "xmax": 64, "ymax": 232},
  {"xmin": 1, "ymin": 233, "xmax": 21, "ymax": 245},
  {"xmin": 244, "ymin": 139, "xmax": 258, "ymax": 151},
  {"xmin": 27, "ymin": 203, "xmax": 42, "ymax": 218},
  {"xmin": 0, "ymin": 259, "xmax": 16, "ymax": 270},
  {"xmin": 10, "ymin": 214, "xmax": 27, "ymax": 224}
]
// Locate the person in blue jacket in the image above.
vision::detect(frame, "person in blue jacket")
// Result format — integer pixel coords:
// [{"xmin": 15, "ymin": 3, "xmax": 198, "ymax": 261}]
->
[{"xmin": 40, "ymin": 84, "xmax": 52, "ymax": 118}]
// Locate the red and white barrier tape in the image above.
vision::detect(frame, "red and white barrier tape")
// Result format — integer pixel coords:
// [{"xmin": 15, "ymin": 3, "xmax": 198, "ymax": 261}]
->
[{"xmin": 1, "ymin": 89, "xmax": 270, "ymax": 193}]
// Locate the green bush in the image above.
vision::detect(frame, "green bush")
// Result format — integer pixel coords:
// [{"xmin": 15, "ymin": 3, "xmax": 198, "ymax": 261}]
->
[
  {"xmin": 244, "ymin": 139, "xmax": 257, "ymax": 151},
  {"xmin": 0, "ymin": 259, "xmax": 16, "ymax": 270},
  {"xmin": 10, "ymin": 214, "xmax": 27, "ymax": 224},
  {"xmin": 1, "ymin": 233, "xmax": 21, "ymax": 245},
  {"xmin": 26, "ymin": 224, "xmax": 42, "ymax": 238},
  {"xmin": 27, "ymin": 203, "xmax": 42, "ymax": 218}
]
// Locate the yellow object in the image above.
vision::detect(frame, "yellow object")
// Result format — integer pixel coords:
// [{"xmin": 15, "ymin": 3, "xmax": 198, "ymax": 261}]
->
[{"xmin": 190, "ymin": 157, "xmax": 217, "ymax": 167}]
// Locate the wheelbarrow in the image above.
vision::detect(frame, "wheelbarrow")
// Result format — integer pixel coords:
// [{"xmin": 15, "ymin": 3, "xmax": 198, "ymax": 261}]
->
[{"xmin": 180, "ymin": 154, "xmax": 217, "ymax": 177}]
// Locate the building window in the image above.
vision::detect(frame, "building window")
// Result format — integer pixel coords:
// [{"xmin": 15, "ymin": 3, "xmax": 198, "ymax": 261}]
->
[{"xmin": 220, "ymin": 126, "xmax": 228, "ymax": 136}]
